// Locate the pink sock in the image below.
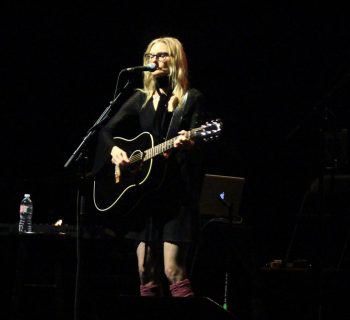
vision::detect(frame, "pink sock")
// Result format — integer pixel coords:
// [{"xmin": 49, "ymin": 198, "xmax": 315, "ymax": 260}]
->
[
  {"xmin": 140, "ymin": 283, "xmax": 161, "ymax": 296},
  {"xmin": 169, "ymin": 278, "xmax": 194, "ymax": 297}
]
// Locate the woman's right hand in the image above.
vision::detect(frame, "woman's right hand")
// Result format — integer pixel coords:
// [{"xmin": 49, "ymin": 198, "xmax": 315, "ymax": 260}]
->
[{"xmin": 110, "ymin": 146, "xmax": 130, "ymax": 167}]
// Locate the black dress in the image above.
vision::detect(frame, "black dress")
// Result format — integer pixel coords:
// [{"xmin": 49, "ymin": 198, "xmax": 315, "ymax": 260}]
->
[{"xmin": 93, "ymin": 88, "xmax": 208, "ymax": 244}]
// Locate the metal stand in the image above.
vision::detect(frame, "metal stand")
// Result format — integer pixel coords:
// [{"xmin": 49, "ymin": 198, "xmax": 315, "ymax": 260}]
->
[{"xmin": 63, "ymin": 73, "xmax": 134, "ymax": 320}]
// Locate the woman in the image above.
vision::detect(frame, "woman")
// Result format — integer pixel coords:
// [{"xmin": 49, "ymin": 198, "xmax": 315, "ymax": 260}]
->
[{"xmin": 94, "ymin": 36, "xmax": 209, "ymax": 297}]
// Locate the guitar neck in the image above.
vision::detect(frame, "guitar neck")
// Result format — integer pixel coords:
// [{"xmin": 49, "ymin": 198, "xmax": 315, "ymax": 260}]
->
[
  {"xmin": 132, "ymin": 119, "xmax": 221, "ymax": 163},
  {"xmin": 143, "ymin": 131, "xmax": 191, "ymax": 161},
  {"xmin": 143, "ymin": 137, "xmax": 177, "ymax": 161}
]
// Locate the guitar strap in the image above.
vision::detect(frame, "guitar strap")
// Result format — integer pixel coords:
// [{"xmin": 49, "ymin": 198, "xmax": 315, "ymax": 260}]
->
[{"xmin": 165, "ymin": 91, "xmax": 189, "ymax": 139}]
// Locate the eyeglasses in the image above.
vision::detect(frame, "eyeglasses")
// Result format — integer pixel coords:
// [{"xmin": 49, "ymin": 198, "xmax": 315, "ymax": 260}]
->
[{"xmin": 144, "ymin": 52, "xmax": 170, "ymax": 61}]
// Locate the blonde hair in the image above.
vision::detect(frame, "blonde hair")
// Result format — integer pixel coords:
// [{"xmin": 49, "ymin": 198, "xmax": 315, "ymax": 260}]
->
[{"xmin": 141, "ymin": 37, "xmax": 189, "ymax": 106}]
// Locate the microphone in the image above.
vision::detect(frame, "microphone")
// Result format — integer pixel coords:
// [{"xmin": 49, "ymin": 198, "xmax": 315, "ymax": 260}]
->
[{"xmin": 122, "ymin": 63, "xmax": 157, "ymax": 73}]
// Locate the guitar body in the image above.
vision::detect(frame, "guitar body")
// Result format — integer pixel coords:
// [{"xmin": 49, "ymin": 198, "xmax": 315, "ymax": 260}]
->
[{"xmin": 93, "ymin": 132, "xmax": 165, "ymax": 216}]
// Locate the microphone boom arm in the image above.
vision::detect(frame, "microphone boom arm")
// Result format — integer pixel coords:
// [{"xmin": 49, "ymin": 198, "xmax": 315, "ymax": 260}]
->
[{"xmin": 64, "ymin": 79, "xmax": 132, "ymax": 169}]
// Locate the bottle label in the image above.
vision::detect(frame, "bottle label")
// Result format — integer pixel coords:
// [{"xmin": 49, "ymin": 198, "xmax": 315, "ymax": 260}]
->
[{"xmin": 20, "ymin": 205, "xmax": 33, "ymax": 215}]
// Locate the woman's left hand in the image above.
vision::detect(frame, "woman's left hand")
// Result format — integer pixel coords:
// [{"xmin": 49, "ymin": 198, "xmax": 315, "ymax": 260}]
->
[
  {"xmin": 163, "ymin": 130, "xmax": 194, "ymax": 158},
  {"xmin": 174, "ymin": 130, "xmax": 194, "ymax": 150}
]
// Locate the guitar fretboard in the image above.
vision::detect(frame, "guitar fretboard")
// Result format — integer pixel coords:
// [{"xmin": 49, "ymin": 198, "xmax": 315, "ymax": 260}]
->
[
  {"xmin": 128, "ymin": 121, "xmax": 220, "ymax": 164},
  {"xmin": 145, "ymin": 128, "xmax": 198, "ymax": 161},
  {"xmin": 144, "ymin": 136, "xmax": 178, "ymax": 161}
]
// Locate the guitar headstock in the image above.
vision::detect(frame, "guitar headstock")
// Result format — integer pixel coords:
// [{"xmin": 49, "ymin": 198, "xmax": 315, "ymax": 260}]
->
[{"xmin": 192, "ymin": 119, "xmax": 223, "ymax": 142}]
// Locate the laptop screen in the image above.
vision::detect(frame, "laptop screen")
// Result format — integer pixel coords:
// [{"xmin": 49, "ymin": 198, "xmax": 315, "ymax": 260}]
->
[{"xmin": 199, "ymin": 174, "xmax": 245, "ymax": 221}]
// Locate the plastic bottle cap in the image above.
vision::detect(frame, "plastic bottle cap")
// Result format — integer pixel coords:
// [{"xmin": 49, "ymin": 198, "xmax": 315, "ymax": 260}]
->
[{"xmin": 24, "ymin": 194, "xmax": 30, "ymax": 197}]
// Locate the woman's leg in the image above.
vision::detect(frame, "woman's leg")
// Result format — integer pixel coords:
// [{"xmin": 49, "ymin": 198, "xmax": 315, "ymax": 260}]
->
[
  {"xmin": 136, "ymin": 241, "xmax": 163, "ymax": 296},
  {"xmin": 163, "ymin": 242, "xmax": 194, "ymax": 297}
]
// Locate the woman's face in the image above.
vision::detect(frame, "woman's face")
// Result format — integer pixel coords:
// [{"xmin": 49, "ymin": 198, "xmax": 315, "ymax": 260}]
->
[{"xmin": 147, "ymin": 42, "xmax": 171, "ymax": 78}]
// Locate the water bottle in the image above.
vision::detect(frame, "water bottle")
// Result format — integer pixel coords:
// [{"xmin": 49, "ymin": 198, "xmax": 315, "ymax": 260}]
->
[{"xmin": 19, "ymin": 194, "xmax": 33, "ymax": 233}]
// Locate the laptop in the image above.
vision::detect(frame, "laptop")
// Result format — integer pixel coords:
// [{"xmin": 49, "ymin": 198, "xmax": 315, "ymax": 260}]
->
[{"xmin": 199, "ymin": 174, "xmax": 245, "ymax": 223}]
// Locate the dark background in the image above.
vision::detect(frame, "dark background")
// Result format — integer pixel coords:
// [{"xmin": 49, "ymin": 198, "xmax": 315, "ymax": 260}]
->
[{"xmin": 1, "ymin": 1, "xmax": 350, "ymax": 268}]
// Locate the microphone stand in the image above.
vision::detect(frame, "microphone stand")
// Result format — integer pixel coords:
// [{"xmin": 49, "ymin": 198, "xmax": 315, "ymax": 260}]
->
[
  {"xmin": 63, "ymin": 77, "xmax": 133, "ymax": 320},
  {"xmin": 203, "ymin": 196, "xmax": 237, "ymax": 313},
  {"xmin": 219, "ymin": 197, "xmax": 235, "ymax": 312}
]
